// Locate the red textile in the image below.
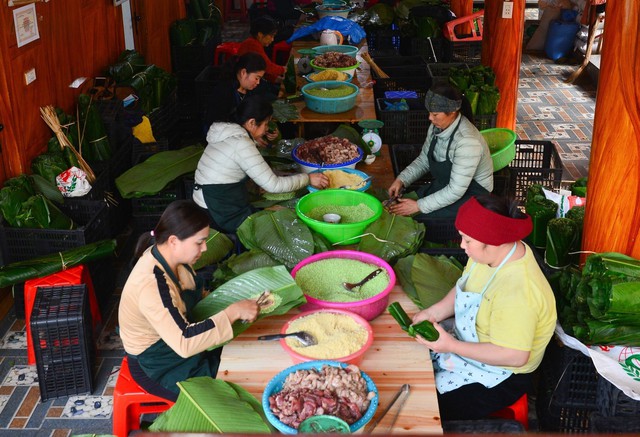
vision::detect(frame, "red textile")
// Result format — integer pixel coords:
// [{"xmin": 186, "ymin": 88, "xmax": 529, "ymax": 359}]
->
[
  {"xmin": 455, "ymin": 197, "xmax": 533, "ymax": 246},
  {"xmin": 237, "ymin": 37, "xmax": 285, "ymax": 83}
]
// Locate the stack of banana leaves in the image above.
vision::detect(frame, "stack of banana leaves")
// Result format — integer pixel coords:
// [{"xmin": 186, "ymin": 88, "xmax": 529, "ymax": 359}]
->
[
  {"xmin": 448, "ymin": 65, "xmax": 500, "ymax": 116},
  {"xmin": 357, "ymin": 211, "xmax": 425, "ymax": 264},
  {"xmin": 545, "ymin": 205, "xmax": 584, "ymax": 269},
  {"xmin": 551, "ymin": 252, "xmax": 640, "ymax": 346},
  {"xmin": 0, "ymin": 174, "xmax": 73, "ymax": 230},
  {"xmin": 525, "ymin": 184, "xmax": 558, "ymax": 248},
  {"xmin": 129, "ymin": 65, "xmax": 177, "ymax": 114},
  {"xmin": 77, "ymin": 93, "xmax": 111, "ymax": 163},
  {"xmin": 106, "ymin": 50, "xmax": 146, "ymax": 84}
]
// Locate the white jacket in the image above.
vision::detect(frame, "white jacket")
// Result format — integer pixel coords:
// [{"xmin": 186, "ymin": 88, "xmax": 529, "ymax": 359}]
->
[
  {"xmin": 193, "ymin": 123, "xmax": 309, "ymax": 208},
  {"xmin": 397, "ymin": 114, "xmax": 494, "ymax": 214}
]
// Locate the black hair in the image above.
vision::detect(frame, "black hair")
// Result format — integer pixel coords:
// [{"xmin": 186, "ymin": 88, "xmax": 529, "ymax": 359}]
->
[
  {"xmin": 222, "ymin": 52, "xmax": 266, "ymax": 80},
  {"xmin": 475, "ymin": 194, "xmax": 527, "ymax": 220},
  {"xmin": 429, "ymin": 84, "xmax": 475, "ymax": 124},
  {"xmin": 232, "ymin": 94, "xmax": 273, "ymax": 126},
  {"xmin": 250, "ymin": 16, "xmax": 278, "ymax": 37},
  {"xmin": 133, "ymin": 200, "xmax": 210, "ymax": 260}
]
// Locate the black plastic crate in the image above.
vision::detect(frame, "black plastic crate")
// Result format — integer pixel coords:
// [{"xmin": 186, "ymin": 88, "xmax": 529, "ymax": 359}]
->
[
  {"xmin": 171, "ymin": 34, "xmax": 219, "ymax": 74},
  {"xmin": 400, "ymin": 37, "xmax": 448, "ymax": 63},
  {"xmin": 417, "ymin": 217, "xmax": 461, "ymax": 245},
  {"xmin": 536, "ymin": 340, "xmax": 599, "ymax": 433},
  {"xmin": 148, "ymin": 91, "xmax": 178, "ymax": 141},
  {"xmin": 373, "ymin": 76, "xmax": 432, "ymax": 100},
  {"xmin": 446, "ymin": 40, "xmax": 483, "ymax": 65},
  {"xmin": 596, "ymin": 376, "xmax": 640, "ymax": 417},
  {"xmin": 369, "ymin": 55, "xmax": 427, "ymax": 70},
  {"xmin": 419, "ymin": 247, "xmax": 468, "ymax": 266},
  {"xmin": 94, "ymin": 98, "xmax": 123, "ymax": 139},
  {"xmin": 472, "ymin": 113, "xmax": 497, "ymax": 131},
  {"xmin": 365, "ymin": 26, "xmax": 401, "ymax": 52},
  {"xmin": 371, "ymin": 65, "xmax": 429, "ymax": 81},
  {"xmin": 589, "ymin": 413, "xmax": 640, "ymax": 433},
  {"xmin": 195, "ymin": 65, "xmax": 225, "ymax": 116},
  {"xmin": 30, "ymin": 284, "xmax": 94, "ymax": 401},
  {"xmin": 0, "ymin": 199, "xmax": 110, "ymax": 264},
  {"xmin": 509, "ymin": 140, "xmax": 563, "ymax": 202},
  {"xmin": 131, "ymin": 181, "xmax": 186, "ymax": 233},
  {"xmin": 131, "ymin": 138, "xmax": 170, "ymax": 165},
  {"xmin": 376, "ymin": 98, "xmax": 431, "ymax": 144},
  {"xmin": 426, "ymin": 62, "xmax": 470, "ymax": 81}
]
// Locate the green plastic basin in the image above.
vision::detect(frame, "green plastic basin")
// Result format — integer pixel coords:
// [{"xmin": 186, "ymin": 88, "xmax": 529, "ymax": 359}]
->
[
  {"xmin": 296, "ymin": 190, "xmax": 383, "ymax": 245},
  {"xmin": 481, "ymin": 128, "xmax": 517, "ymax": 171}
]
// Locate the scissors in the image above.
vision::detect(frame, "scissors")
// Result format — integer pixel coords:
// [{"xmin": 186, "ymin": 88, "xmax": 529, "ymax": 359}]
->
[{"xmin": 383, "ymin": 186, "xmax": 406, "ymax": 209}]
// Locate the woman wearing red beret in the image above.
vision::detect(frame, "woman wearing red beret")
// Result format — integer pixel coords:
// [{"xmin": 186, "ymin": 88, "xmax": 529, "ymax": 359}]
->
[{"xmin": 411, "ymin": 194, "xmax": 557, "ymax": 420}]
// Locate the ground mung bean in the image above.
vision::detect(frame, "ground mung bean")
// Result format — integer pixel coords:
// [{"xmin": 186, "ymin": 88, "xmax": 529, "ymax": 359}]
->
[
  {"xmin": 285, "ymin": 312, "xmax": 368, "ymax": 359},
  {"xmin": 306, "ymin": 203, "xmax": 374, "ymax": 223},
  {"xmin": 306, "ymin": 85, "xmax": 355, "ymax": 98},
  {"xmin": 295, "ymin": 258, "xmax": 390, "ymax": 302}
]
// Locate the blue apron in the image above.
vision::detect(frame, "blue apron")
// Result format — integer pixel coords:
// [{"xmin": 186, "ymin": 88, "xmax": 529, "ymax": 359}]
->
[{"xmin": 433, "ymin": 243, "xmax": 518, "ymax": 394}]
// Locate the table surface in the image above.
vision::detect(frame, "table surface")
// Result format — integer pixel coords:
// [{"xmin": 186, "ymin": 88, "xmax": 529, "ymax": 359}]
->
[
  {"xmin": 286, "ymin": 40, "xmax": 376, "ymax": 124},
  {"xmin": 218, "ymin": 285, "xmax": 443, "ymax": 434}
]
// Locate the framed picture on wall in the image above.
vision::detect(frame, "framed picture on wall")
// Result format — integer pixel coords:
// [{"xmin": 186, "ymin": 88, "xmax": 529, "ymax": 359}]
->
[{"xmin": 13, "ymin": 3, "xmax": 40, "ymax": 48}]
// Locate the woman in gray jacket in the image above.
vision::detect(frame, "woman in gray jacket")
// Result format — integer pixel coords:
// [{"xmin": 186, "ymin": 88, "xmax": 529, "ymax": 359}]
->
[
  {"xmin": 387, "ymin": 85, "xmax": 494, "ymax": 219},
  {"xmin": 193, "ymin": 96, "xmax": 328, "ymax": 232}
]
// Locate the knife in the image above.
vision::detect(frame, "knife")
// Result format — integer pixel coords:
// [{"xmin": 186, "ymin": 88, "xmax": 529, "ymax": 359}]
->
[{"xmin": 364, "ymin": 383, "xmax": 411, "ymax": 434}]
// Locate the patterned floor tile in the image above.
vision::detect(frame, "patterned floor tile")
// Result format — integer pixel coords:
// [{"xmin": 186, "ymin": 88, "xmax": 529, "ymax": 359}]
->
[
  {"xmin": 61, "ymin": 396, "xmax": 112, "ymax": 419},
  {"xmin": 3, "ymin": 366, "xmax": 38, "ymax": 386},
  {"xmin": 0, "ymin": 331, "xmax": 27, "ymax": 350}
]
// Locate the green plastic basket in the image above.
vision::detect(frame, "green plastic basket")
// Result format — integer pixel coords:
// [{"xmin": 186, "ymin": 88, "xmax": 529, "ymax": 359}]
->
[
  {"xmin": 481, "ymin": 128, "xmax": 517, "ymax": 171},
  {"xmin": 296, "ymin": 190, "xmax": 383, "ymax": 245}
]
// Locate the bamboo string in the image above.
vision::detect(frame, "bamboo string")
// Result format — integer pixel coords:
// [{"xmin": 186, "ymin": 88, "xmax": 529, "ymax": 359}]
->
[
  {"xmin": 40, "ymin": 105, "xmax": 96, "ymax": 183},
  {"xmin": 361, "ymin": 52, "xmax": 389, "ymax": 79}
]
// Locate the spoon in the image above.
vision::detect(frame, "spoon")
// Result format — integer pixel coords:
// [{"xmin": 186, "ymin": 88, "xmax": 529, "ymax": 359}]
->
[
  {"xmin": 343, "ymin": 268, "xmax": 384, "ymax": 292},
  {"xmin": 257, "ymin": 331, "xmax": 317, "ymax": 347},
  {"xmin": 339, "ymin": 176, "xmax": 373, "ymax": 189}
]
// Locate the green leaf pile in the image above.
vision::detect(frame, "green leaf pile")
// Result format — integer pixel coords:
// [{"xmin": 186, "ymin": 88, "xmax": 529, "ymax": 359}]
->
[{"xmin": 357, "ymin": 211, "xmax": 425, "ymax": 264}]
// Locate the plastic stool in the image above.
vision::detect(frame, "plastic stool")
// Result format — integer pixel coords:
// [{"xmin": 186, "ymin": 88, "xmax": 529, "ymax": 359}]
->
[
  {"xmin": 24, "ymin": 265, "xmax": 102, "ymax": 365},
  {"xmin": 271, "ymin": 40, "xmax": 292, "ymax": 66},
  {"xmin": 444, "ymin": 10, "xmax": 484, "ymax": 41},
  {"xmin": 224, "ymin": 0, "xmax": 247, "ymax": 22},
  {"xmin": 490, "ymin": 393, "xmax": 528, "ymax": 430},
  {"xmin": 214, "ymin": 42, "xmax": 240, "ymax": 65},
  {"xmin": 112, "ymin": 356, "xmax": 175, "ymax": 437}
]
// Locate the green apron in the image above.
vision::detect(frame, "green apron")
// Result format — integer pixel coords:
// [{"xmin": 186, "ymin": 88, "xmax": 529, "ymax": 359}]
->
[
  {"xmin": 133, "ymin": 246, "xmax": 223, "ymax": 396},
  {"xmin": 194, "ymin": 176, "xmax": 256, "ymax": 233},
  {"xmin": 414, "ymin": 119, "xmax": 489, "ymax": 219}
]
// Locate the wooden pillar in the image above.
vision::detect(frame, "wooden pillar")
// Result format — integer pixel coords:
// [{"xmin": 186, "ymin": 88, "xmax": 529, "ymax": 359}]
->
[
  {"xmin": 449, "ymin": 0, "xmax": 473, "ymax": 34},
  {"xmin": 582, "ymin": 1, "xmax": 640, "ymax": 258},
  {"xmin": 481, "ymin": 0, "xmax": 525, "ymax": 130}
]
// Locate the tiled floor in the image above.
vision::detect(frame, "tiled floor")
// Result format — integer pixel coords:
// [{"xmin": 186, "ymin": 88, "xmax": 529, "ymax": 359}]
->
[{"xmin": 0, "ymin": 19, "xmax": 598, "ymax": 436}]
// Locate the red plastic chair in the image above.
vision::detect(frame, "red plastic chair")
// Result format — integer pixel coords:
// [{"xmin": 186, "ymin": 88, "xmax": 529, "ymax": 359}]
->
[
  {"xmin": 214, "ymin": 41, "xmax": 240, "ymax": 65},
  {"xmin": 444, "ymin": 10, "xmax": 484, "ymax": 42},
  {"xmin": 112, "ymin": 357, "xmax": 175, "ymax": 437},
  {"xmin": 271, "ymin": 40, "xmax": 292, "ymax": 66},
  {"xmin": 490, "ymin": 393, "xmax": 529, "ymax": 430}
]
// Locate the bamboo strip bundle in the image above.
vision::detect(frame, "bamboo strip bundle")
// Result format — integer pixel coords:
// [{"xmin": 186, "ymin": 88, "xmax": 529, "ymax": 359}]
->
[
  {"xmin": 362, "ymin": 52, "xmax": 389, "ymax": 79},
  {"xmin": 40, "ymin": 105, "xmax": 96, "ymax": 184}
]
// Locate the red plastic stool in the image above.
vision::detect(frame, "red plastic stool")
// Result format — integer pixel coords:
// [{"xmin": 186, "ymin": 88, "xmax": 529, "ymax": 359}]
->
[
  {"xmin": 444, "ymin": 10, "xmax": 484, "ymax": 42},
  {"xmin": 224, "ymin": 0, "xmax": 247, "ymax": 22},
  {"xmin": 112, "ymin": 356, "xmax": 175, "ymax": 437},
  {"xmin": 271, "ymin": 40, "xmax": 292, "ymax": 66},
  {"xmin": 490, "ymin": 393, "xmax": 529, "ymax": 430},
  {"xmin": 24, "ymin": 264, "xmax": 102, "ymax": 365},
  {"xmin": 214, "ymin": 41, "xmax": 240, "ymax": 65}
]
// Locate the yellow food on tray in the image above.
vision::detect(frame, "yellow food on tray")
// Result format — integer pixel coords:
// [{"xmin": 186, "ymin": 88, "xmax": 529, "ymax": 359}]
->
[
  {"xmin": 309, "ymin": 70, "xmax": 348, "ymax": 81},
  {"xmin": 323, "ymin": 170, "xmax": 364, "ymax": 189}
]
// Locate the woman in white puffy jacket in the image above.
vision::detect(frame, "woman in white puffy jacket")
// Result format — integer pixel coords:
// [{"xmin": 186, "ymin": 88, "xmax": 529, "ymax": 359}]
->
[{"xmin": 193, "ymin": 95, "xmax": 328, "ymax": 232}]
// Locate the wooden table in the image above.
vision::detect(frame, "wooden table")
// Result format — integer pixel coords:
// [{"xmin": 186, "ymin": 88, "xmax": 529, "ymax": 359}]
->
[
  {"xmin": 218, "ymin": 285, "xmax": 443, "ymax": 434},
  {"xmin": 286, "ymin": 41, "xmax": 377, "ymax": 127}
]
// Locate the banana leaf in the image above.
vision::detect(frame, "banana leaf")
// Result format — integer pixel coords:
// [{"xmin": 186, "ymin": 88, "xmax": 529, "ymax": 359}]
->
[
  {"xmin": 577, "ymin": 319, "xmax": 640, "ymax": 346},
  {"xmin": 149, "ymin": 377, "xmax": 272, "ymax": 433},
  {"xmin": 170, "ymin": 19, "xmax": 198, "ymax": 46},
  {"xmin": 212, "ymin": 249, "xmax": 281, "ymax": 289},
  {"xmin": 192, "ymin": 229, "xmax": 234, "ymax": 271},
  {"xmin": 116, "ymin": 145, "xmax": 204, "ymax": 198},
  {"xmin": 107, "ymin": 50, "xmax": 146, "ymax": 83},
  {"xmin": 190, "ymin": 265, "xmax": 306, "ymax": 344},
  {"xmin": 582, "ymin": 252, "xmax": 640, "ymax": 279},
  {"xmin": 0, "ymin": 239, "xmax": 116, "ymax": 288},
  {"xmin": 30, "ymin": 174, "xmax": 64, "ymax": 204},
  {"xmin": 525, "ymin": 185, "xmax": 558, "ymax": 248},
  {"xmin": 237, "ymin": 209, "xmax": 315, "ymax": 269},
  {"xmin": 394, "ymin": 255, "xmax": 421, "ymax": 308},
  {"xmin": 31, "ymin": 153, "xmax": 69, "ymax": 185},
  {"xmin": 477, "ymin": 85, "xmax": 500, "ymax": 116},
  {"xmin": 465, "ymin": 85, "xmax": 479, "ymax": 116},
  {"xmin": 357, "ymin": 211, "xmax": 425, "ymax": 264},
  {"xmin": 14, "ymin": 195, "xmax": 75, "ymax": 229},
  {"xmin": 0, "ymin": 186, "xmax": 32, "ymax": 227},
  {"xmin": 396, "ymin": 252, "xmax": 462, "ymax": 309},
  {"xmin": 545, "ymin": 218, "xmax": 578, "ymax": 268},
  {"xmin": 448, "ymin": 67, "xmax": 470, "ymax": 93},
  {"xmin": 331, "ymin": 124, "xmax": 372, "ymax": 156},
  {"xmin": 587, "ymin": 277, "xmax": 640, "ymax": 318},
  {"xmin": 77, "ymin": 94, "xmax": 111, "ymax": 162}
]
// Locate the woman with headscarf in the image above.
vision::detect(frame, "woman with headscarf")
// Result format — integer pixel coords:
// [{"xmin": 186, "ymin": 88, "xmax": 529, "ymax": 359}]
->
[
  {"xmin": 387, "ymin": 84, "xmax": 494, "ymax": 218},
  {"xmin": 411, "ymin": 194, "xmax": 556, "ymax": 420}
]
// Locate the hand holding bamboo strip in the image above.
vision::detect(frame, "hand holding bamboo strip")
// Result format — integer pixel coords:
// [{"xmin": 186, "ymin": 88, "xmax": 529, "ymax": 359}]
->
[
  {"xmin": 40, "ymin": 106, "xmax": 96, "ymax": 184},
  {"xmin": 362, "ymin": 52, "xmax": 389, "ymax": 79}
]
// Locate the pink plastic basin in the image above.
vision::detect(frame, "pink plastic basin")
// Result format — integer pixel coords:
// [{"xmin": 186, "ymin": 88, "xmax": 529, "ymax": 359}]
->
[
  {"xmin": 291, "ymin": 250, "xmax": 396, "ymax": 320},
  {"xmin": 280, "ymin": 308, "xmax": 374, "ymax": 365}
]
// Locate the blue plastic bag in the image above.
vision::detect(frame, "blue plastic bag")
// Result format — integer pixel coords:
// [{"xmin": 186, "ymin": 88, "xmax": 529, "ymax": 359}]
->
[{"xmin": 286, "ymin": 17, "xmax": 366, "ymax": 45}]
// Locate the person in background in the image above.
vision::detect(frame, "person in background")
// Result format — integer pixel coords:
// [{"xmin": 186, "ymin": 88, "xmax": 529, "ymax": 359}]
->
[
  {"xmin": 387, "ymin": 84, "xmax": 494, "ymax": 219},
  {"xmin": 118, "ymin": 200, "xmax": 260, "ymax": 401},
  {"xmin": 411, "ymin": 194, "xmax": 556, "ymax": 420},
  {"xmin": 237, "ymin": 16, "xmax": 285, "ymax": 88},
  {"xmin": 193, "ymin": 95, "xmax": 329, "ymax": 233}
]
